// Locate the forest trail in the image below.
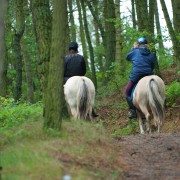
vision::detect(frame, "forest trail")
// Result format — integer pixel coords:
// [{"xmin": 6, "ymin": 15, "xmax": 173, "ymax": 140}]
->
[{"xmin": 115, "ymin": 133, "xmax": 180, "ymax": 180}]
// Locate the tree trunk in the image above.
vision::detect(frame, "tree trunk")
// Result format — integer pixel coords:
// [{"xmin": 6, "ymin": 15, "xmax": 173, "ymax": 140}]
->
[
  {"xmin": 30, "ymin": 0, "xmax": 52, "ymax": 101},
  {"xmin": 115, "ymin": 0, "xmax": 124, "ymax": 74},
  {"xmin": 14, "ymin": 0, "xmax": 25, "ymax": 101},
  {"xmin": 68, "ymin": 0, "xmax": 76, "ymax": 42},
  {"xmin": 76, "ymin": 0, "xmax": 89, "ymax": 71},
  {"xmin": 131, "ymin": 0, "xmax": 136, "ymax": 29},
  {"xmin": 171, "ymin": 0, "xmax": 180, "ymax": 69},
  {"xmin": 94, "ymin": 4, "xmax": 105, "ymax": 82},
  {"xmin": 160, "ymin": 0, "xmax": 180, "ymax": 68},
  {"xmin": 104, "ymin": 0, "xmax": 116, "ymax": 74},
  {"xmin": 86, "ymin": 0, "xmax": 105, "ymax": 48},
  {"xmin": 135, "ymin": 0, "xmax": 148, "ymax": 31},
  {"xmin": 44, "ymin": 0, "xmax": 67, "ymax": 130},
  {"xmin": 21, "ymin": 41, "xmax": 34, "ymax": 103},
  {"xmin": 0, "ymin": 0, "xmax": 8, "ymax": 97},
  {"xmin": 155, "ymin": 0, "xmax": 164, "ymax": 50},
  {"xmin": 80, "ymin": 0, "xmax": 97, "ymax": 89}
]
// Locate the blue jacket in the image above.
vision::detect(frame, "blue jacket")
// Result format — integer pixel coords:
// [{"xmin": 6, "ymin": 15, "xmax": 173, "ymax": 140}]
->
[{"xmin": 126, "ymin": 46, "xmax": 155, "ymax": 83}]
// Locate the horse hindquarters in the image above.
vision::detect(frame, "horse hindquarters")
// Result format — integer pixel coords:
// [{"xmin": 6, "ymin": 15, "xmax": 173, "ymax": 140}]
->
[
  {"xmin": 147, "ymin": 78, "xmax": 165, "ymax": 132},
  {"xmin": 64, "ymin": 76, "xmax": 95, "ymax": 120},
  {"xmin": 76, "ymin": 79, "xmax": 90, "ymax": 120}
]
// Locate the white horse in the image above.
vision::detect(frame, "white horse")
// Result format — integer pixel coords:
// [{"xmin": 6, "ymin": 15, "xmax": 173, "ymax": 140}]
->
[
  {"xmin": 133, "ymin": 75, "xmax": 165, "ymax": 134},
  {"xmin": 64, "ymin": 76, "xmax": 95, "ymax": 120}
]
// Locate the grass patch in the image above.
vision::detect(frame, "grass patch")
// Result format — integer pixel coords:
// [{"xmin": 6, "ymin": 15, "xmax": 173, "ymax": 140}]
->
[
  {"xmin": 0, "ymin": 118, "xmax": 122, "ymax": 179},
  {"xmin": 112, "ymin": 120, "xmax": 139, "ymax": 137}
]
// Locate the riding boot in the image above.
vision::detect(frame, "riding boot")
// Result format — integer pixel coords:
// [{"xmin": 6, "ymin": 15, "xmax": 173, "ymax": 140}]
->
[
  {"xmin": 92, "ymin": 108, "xmax": 98, "ymax": 118},
  {"xmin": 126, "ymin": 97, "xmax": 137, "ymax": 119}
]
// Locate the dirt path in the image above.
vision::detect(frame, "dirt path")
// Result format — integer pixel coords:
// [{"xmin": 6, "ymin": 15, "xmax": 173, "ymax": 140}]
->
[{"xmin": 116, "ymin": 133, "xmax": 180, "ymax": 180}]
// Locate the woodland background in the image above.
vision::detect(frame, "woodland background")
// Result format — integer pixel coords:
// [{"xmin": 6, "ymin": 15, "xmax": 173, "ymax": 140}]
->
[
  {"xmin": 0, "ymin": 0, "xmax": 179, "ymax": 129},
  {"xmin": 0, "ymin": 0, "xmax": 180, "ymax": 179}
]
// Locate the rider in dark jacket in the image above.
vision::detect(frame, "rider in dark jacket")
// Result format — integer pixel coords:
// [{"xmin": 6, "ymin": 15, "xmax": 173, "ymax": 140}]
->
[
  {"xmin": 64, "ymin": 42, "xmax": 86, "ymax": 83},
  {"xmin": 64, "ymin": 42, "xmax": 98, "ymax": 117},
  {"xmin": 125, "ymin": 37, "xmax": 155, "ymax": 119}
]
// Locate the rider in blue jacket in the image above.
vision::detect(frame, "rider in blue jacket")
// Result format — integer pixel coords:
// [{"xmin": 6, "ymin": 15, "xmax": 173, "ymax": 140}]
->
[{"xmin": 125, "ymin": 37, "xmax": 155, "ymax": 119}]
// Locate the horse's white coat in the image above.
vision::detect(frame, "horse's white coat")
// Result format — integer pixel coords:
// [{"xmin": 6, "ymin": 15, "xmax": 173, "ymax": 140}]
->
[
  {"xmin": 64, "ymin": 76, "xmax": 95, "ymax": 120},
  {"xmin": 133, "ymin": 75, "xmax": 165, "ymax": 134}
]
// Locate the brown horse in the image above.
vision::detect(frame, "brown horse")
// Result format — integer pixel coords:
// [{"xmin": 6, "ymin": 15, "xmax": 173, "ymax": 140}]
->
[
  {"xmin": 133, "ymin": 75, "xmax": 165, "ymax": 134},
  {"xmin": 64, "ymin": 76, "xmax": 95, "ymax": 120}
]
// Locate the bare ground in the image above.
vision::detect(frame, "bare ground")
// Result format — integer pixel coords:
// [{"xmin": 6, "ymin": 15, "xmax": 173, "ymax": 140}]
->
[{"xmin": 116, "ymin": 133, "xmax": 180, "ymax": 180}]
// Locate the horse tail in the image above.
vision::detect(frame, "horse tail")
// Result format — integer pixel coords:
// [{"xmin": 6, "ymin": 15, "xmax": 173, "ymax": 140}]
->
[
  {"xmin": 147, "ymin": 78, "xmax": 164, "ymax": 126},
  {"xmin": 76, "ymin": 78, "xmax": 90, "ymax": 120}
]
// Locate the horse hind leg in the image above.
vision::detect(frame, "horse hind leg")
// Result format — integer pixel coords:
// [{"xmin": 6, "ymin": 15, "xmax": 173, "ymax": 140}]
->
[
  {"xmin": 145, "ymin": 113, "xmax": 151, "ymax": 134},
  {"xmin": 137, "ymin": 111, "xmax": 145, "ymax": 134}
]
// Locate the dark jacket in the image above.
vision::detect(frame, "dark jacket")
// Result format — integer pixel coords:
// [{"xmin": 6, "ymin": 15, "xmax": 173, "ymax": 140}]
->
[
  {"xmin": 64, "ymin": 53, "xmax": 86, "ymax": 82},
  {"xmin": 126, "ymin": 46, "xmax": 155, "ymax": 83}
]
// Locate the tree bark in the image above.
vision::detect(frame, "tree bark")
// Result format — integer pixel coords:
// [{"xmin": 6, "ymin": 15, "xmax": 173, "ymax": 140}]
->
[
  {"xmin": 172, "ymin": 0, "xmax": 180, "ymax": 69},
  {"xmin": 68, "ymin": 0, "xmax": 76, "ymax": 42},
  {"xmin": 135, "ymin": 0, "xmax": 148, "ymax": 31},
  {"xmin": 160, "ymin": 0, "xmax": 180, "ymax": 68},
  {"xmin": 155, "ymin": 0, "xmax": 164, "ymax": 50},
  {"xmin": 80, "ymin": 0, "xmax": 97, "ymax": 89},
  {"xmin": 76, "ymin": 0, "xmax": 89, "ymax": 71},
  {"xmin": 14, "ymin": 0, "xmax": 25, "ymax": 101},
  {"xmin": 115, "ymin": 0, "xmax": 124, "ymax": 74},
  {"xmin": 131, "ymin": 0, "xmax": 136, "ymax": 29},
  {"xmin": 0, "ymin": 0, "xmax": 8, "ymax": 97},
  {"xmin": 44, "ymin": 0, "xmax": 67, "ymax": 130},
  {"xmin": 104, "ymin": 0, "xmax": 116, "ymax": 74},
  {"xmin": 21, "ymin": 41, "xmax": 34, "ymax": 103},
  {"xmin": 30, "ymin": 0, "xmax": 52, "ymax": 101}
]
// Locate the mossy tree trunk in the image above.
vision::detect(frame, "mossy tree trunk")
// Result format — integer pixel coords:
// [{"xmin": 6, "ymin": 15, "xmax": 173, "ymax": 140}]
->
[
  {"xmin": 44, "ymin": 0, "xmax": 67, "ymax": 130},
  {"xmin": 21, "ymin": 41, "xmax": 34, "ymax": 103},
  {"xmin": 171, "ymin": 0, "xmax": 180, "ymax": 69},
  {"xmin": 0, "ymin": 0, "xmax": 8, "ymax": 97},
  {"xmin": 30, "ymin": 0, "xmax": 52, "ymax": 101},
  {"xmin": 68, "ymin": 0, "xmax": 76, "ymax": 42},
  {"xmin": 115, "ymin": 0, "xmax": 124, "ymax": 74},
  {"xmin": 14, "ymin": 0, "xmax": 25, "ymax": 101},
  {"xmin": 104, "ymin": 0, "xmax": 116, "ymax": 79}
]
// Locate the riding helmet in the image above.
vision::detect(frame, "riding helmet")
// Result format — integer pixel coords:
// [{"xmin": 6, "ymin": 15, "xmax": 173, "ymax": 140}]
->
[
  {"xmin": 69, "ymin": 42, "xmax": 78, "ymax": 51},
  {"xmin": 137, "ymin": 37, "xmax": 148, "ymax": 45}
]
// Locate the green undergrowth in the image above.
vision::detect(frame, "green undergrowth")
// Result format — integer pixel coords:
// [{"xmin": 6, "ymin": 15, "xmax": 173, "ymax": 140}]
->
[
  {"xmin": 165, "ymin": 80, "xmax": 180, "ymax": 107},
  {"xmin": 0, "ymin": 102, "xmax": 122, "ymax": 180},
  {"xmin": 112, "ymin": 120, "xmax": 139, "ymax": 137}
]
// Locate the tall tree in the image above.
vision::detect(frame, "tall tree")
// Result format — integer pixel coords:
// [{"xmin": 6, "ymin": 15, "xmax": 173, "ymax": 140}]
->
[
  {"xmin": 160, "ymin": 0, "xmax": 180, "ymax": 68},
  {"xmin": 30, "ymin": 0, "xmax": 52, "ymax": 100},
  {"xmin": 14, "ymin": 0, "xmax": 25, "ymax": 101},
  {"xmin": 76, "ymin": 0, "xmax": 89, "ymax": 71},
  {"xmin": 81, "ymin": 0, "xmax": 97, "ymax": 88},
  {"xmin": 44, "ymin": 0, "xmax": 67, "ymax": 129},
  {"xmin": 0, "ymin": 0, "xmax": 8, "ymax": 97},
  {"xmin": 135, "ymin": 0, "xmax": 148, "ymax": 31},
  {"xmin": 155, "ymin": 0, "xmax": 164, "ymax": 50},
  {"xmin": 104, "ymin": 0, "xmax": 116, "ymax": 73},
  {"xmin": 68, "ymin": 0, "xmax": 76, "ymax": 42},
  {"xmin": 171, "ymin": 0, "xmax": 180, "ymax": 68},
  {"xmin": 21, "ymin": 41, "xmax": 34, "ymax": 103},
  {"xmin": 115, "ymin": 0, "xmax": 124, "ymax": 73},
  {"xmin": 131, "ymin": 0, "xmax": 136, "ymax": 29}
]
